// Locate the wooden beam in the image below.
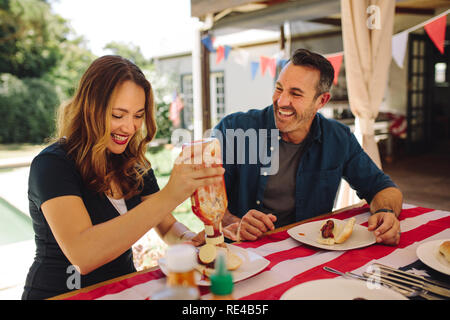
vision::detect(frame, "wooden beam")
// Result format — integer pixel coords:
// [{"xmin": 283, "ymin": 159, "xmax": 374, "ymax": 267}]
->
[
  {"xmin": 191, "ymin": 0, "xmax": 256, "ymax": 18},
  {"xmin": 395, "ymin": 7, "xmax": 435, "ymax": 15},
  {"xmin": 211, "ymin": 0, "xmax": 340, "ymax": 32},
  {"xmin": 201, "ymin": 31, "xmax": 211, "ymax": 132}
]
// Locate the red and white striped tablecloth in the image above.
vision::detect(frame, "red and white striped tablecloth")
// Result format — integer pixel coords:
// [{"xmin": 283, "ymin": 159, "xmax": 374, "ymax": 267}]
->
[{"xmin": 64, "ymin": 204, "xmax": 450, "ymax": 300}]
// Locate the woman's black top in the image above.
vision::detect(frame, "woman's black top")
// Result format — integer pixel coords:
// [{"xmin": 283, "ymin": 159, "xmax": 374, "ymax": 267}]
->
[{"xmin": 22, "ymin": 142, "xmax": 160, "ymax": 300}]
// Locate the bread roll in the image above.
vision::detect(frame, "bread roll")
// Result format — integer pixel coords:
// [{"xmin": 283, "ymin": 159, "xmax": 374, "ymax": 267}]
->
[
  {"xmin": 335, "ymin": 218, "xmax": 356, "ymax": 244},
  {"xmin": 439, "ymin": 240, "xmax": 450, "ymax": 263},
  {"xmin": 197, "ymin": 244, "xmax": 243, "ymax": 277}
]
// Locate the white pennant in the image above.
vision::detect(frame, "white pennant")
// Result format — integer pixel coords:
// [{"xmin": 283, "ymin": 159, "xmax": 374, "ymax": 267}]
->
[
  {"xmin": 232, "ymin": 48, "xmax": 250, "ymax": 66},
  {"xmin": 392, "ymin": 31, "xmax": 409, "ymax": 69}
]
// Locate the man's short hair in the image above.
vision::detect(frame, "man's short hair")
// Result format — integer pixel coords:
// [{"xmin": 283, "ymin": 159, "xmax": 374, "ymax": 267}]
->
[{"xmin": 290, "ymin": 49, "xmax": 334, "ymax": 97}]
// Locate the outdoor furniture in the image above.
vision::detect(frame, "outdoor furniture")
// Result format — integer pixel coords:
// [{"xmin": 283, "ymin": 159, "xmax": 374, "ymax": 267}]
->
[{"xmin": 50, "ymin": 203, "xmax": 450, "ymax": 300}]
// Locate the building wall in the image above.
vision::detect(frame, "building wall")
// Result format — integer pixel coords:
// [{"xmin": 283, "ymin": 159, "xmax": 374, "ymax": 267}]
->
[{"xmin": 154, "ymin": 31, "xmax": 412, "ymax": 127}]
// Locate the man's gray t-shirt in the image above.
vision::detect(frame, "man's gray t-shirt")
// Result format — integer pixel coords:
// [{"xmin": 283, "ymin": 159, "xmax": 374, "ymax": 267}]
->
[{"xmin": 260, "ymin": 138, "xmax": 308, "ymax": 228}]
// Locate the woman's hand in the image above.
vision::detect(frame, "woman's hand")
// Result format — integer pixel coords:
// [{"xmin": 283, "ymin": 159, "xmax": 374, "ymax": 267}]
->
[{"xmin": 163, "ymin": 153, "xmax": 225, "ymax": 205}]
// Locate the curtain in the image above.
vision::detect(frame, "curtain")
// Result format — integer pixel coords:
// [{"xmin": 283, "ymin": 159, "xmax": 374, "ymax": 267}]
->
[{"xmin": 335, "ymin": 0, "xmax": 395, "ymax": 210}]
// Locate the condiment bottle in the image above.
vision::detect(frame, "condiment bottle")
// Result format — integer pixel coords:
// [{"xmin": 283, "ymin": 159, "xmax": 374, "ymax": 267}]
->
[
  {"xmin": 151, "ymin": 244, "xmax": 200, "ymax": 300},
  {"xmin": 182, "ymin": 138, "xmax": 228, "ymax": 245},
  {"xmin": 210, "ymin": 252, "xmax": 234, "ymax": 300}
]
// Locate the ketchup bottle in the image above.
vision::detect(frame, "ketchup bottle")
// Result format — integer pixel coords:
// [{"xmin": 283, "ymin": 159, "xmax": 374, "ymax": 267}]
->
[{"xmin": 182, "ymin": 138, "xmax": 228, "ymax": 245}]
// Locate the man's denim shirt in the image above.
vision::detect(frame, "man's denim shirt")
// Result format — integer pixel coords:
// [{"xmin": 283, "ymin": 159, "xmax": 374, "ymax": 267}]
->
[{"xmin": 212, "ymin": 105, "xmax": 397, "ymax": 223}]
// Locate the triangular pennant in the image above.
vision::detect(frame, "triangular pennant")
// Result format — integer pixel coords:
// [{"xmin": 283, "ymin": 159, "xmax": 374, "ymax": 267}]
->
[
  {"xmin": 268, "ymin": 58, "xmax": 276, "ymax": 78},
  {"xmin": 278, "ymin": 59, "xmax": 289, "ymax": 69},
  {"xmin": 251, "ymin": 61, "xmax": 259, "ymax": 80},
  {"xmin": 216, "ymin": 45, "xmax": 225, "ymax": 64},
  {"xmin": 201, "ymin": 35, "xmax": 216, "ymax": 52},
  {"xmin": 392, "ymin": 31, "xmax": 409, "ymax": 68},
  {"xmin": 326, "ymin": 53, "xmax": 343, "ymax": 85},
  {"xmin": 224, "ymin": 45, "xmax": 232, "ymax": 60},
  {"xmin": 424, "ymin": 14, "xmax": 447, "ymax": 54},
  {"xmin": 233, "ymin": 48, "xmax": 250, "ymax": 66},
  {"xmin": 260, "ymin": 56, "xmax": 269, "ymax": 76}
]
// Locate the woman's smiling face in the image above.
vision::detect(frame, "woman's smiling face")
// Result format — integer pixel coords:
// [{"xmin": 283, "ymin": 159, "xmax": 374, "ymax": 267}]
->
[{"xmin": 107, "ymin": 80, "xmax": 146, "ymax": 154}]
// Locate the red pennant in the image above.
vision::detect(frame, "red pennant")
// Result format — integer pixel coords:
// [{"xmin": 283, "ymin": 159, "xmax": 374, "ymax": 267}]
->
[
  {"xmin": 216, "ymin": 46, "xmax": 225, "ymax": 64},
  {"xmin": 268, "ymin": 58, "xmax": 276, "ymax": 78},
  {"xmin": 326, "ymin": 53, "xmax": 343, "ymax": 85},
  {"xmin": 260, "ymin": 56, "xmax": 269, "ymax": 76},
  {"xmin": 424, "ymin": 15, "xmax": 447, "ymax": 54}
]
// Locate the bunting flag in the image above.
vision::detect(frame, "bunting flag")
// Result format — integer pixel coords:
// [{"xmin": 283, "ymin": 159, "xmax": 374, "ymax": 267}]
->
[
  {"xmin": 278, "ymin": 59, "xmax": 289, "ymax": 69},
  {"xmin": 260, "ymin": 56, "xmax": 277, "ymax": 78},
  {"xmin": 201, "ymin": 35, "xmax": 216, "ymax": 52},
  {"xmin": 233, "ymin": 48, "xmax": 250, "ymax": 66},
  {"xmin": 391, "ymin": 10, "xmax": 449, "ymax": 68},
  {"xmin": 216, "ymin": 45, "xmax": 225, "ymax": 64},
  {"xmin": 424, "ymin": 14, "xmax": 447, "ymax": 54},
  {"xmin": 391, "ymin": 31, "xmax": 409, "ymax": 68},
  {"xmin": 251, "ymin": 61, "xmax": 259, "ymax": 80},
  {"xmin": 224, "ymin": 45, "xmax": 232, "ymax": 60},
  {"xmin": 325, "ymin": 53, "xmax": 344, "ymax": 85},
  {"xmin": 168, "ymin": 91, "xmax": 184, "ymax": 127},
  {"xmin": 260, "ymin": 56, "xmax": 269, "ymax": 76},
  {"xmin": 268, "ymin": 58, "xmax": 276, "ymax": 78}
]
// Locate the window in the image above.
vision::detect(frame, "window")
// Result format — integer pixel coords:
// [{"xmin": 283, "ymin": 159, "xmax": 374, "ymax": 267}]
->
[
  {"xmin": 210, "ymin": 71, "xmax": 226, "ymax": 126},
  {"xmin": 180, "ymin": 74, "xmax": 194, "ymax": 131},
  {"xmin": 180, "ymin": 72, "xmax": 226, "ymax": 130}
]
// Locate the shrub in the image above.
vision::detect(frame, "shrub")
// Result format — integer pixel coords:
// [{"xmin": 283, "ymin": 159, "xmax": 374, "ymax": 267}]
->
[{"xmin": 0, "ymin": 73, "xmax": 59, "ymax": 143}]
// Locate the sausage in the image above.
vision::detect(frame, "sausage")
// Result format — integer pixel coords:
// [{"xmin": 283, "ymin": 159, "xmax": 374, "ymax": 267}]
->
[{"xmin": 321, "ymin": 220, "xmax": 335, "ymax": 238}]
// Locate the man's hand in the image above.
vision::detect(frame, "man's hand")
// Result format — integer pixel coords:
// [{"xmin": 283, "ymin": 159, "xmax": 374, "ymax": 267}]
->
[
  {"xmin": 223, "ymin": 209, "xmax": 277, "ymax": 241},
  {"xmin": 368, "ymin": 211, "xmax": 401, "ymax": 245}
]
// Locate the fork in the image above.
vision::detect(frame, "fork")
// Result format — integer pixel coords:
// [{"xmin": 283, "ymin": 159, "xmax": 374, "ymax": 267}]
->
[{"xmin": 323, "ymin": 267, "xmax": 426, "ymax": 299}]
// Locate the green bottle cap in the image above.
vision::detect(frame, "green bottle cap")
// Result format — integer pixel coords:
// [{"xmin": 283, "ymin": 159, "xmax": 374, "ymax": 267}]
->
[{"xmin": 210, "ymin": 252, "xmax": 233, "ymax": 296}]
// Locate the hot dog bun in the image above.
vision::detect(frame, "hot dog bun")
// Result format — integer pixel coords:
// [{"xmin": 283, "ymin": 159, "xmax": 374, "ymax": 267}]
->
[
  {"xmin": 197, "ymin": 244, "xmax": 243, "ymax": 277},
  {"xmin": 335, "ymin": 217, "xmax": 355, "ymax": 244},
  {"xmin": 439, "ymin": 240, "xmax": 450, "ymax": 262},
  {"xmin": 316, "ymin": 218, "xmax": 356, "ymax": 245}
]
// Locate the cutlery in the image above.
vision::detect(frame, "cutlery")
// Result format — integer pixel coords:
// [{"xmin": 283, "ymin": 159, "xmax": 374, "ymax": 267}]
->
[
  {"xmin": 323, "ymin": 266, "xmax": 435, "ymax": 299},
  {"xmin": 363, "ymin": 272, "xmax": 444, "ymax": 300},
  {"xmin": 372, "ymin": 263, "xmax": 450, "ymax": 290},
  {"xmin": 323, "ymin": 266, "xmax": 421, "ymax": 298},
  {"xmin": 366, "ymin": 265, "xmax": 450, "ymax": 298}
]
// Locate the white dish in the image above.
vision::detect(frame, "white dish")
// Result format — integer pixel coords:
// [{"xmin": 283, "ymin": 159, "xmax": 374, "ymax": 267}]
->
[
  {"xmin": 158, "ymin": 244, "xmax": 270, "ymax": 286},
  {"xmin": 280, "ymin": 278, "xmax": 407, "ymax": 300},
  {"xmin": 416, "ymin": 239, "xmax": 450, "ymax": 276},
  {"xmin": 287, "ymin": 218, "xmax": 376, "ymax": 251}
]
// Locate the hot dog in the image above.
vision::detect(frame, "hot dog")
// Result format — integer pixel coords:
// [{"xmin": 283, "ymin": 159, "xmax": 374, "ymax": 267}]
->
[{"xmin": 317, "ymin": 218, "xmax": 356, "ymax": 245}]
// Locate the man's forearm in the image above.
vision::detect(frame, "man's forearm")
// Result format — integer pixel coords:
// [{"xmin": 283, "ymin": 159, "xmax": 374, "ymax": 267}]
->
[{"xmin": 369, "ymin": 187, "xmax": 403, "ymax": 217}]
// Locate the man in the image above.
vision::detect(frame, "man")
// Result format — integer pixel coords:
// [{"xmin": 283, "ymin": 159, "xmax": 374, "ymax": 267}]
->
[{"xmin": 215, "ymin": 48, "xmax": 402, "ymax": 245}]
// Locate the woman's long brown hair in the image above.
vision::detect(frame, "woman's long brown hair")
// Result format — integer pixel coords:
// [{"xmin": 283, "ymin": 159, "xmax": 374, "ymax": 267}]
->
[{"xmin": 55, "ymin": 55, "xmax": 157, "ymax": 199}]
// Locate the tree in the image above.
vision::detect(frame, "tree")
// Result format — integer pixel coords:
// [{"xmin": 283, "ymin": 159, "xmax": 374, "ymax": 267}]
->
[{"xmin": 0, "ymin": 0, "xmax": 67, "ymax": 78}]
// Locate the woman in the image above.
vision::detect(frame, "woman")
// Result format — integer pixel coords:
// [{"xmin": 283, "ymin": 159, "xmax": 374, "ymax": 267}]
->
[{"xmin": 22, "ymin": 55, "xmax": 224, "ymax": 299}]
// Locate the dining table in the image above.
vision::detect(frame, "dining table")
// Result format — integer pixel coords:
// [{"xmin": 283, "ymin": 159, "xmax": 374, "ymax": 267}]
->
[{"xmin": 50, "ymin": 202, "xmax": 450, "ymax": 301}]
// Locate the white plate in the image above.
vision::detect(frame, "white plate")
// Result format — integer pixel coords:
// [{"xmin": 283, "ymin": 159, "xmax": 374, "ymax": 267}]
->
[
  {"xmin": 158, "ymin": 244, "xmax": 270, "ymax": 286},
  {"xmin": 280, "ymin": 278, "xmax": 407, "ymax": 300},
  {"xmin": 287, "ymin": 218, "xmax": 376, "ymax": 251},
  {"xmin": 416, "ymin": 239, "xmax": 450, "ymax": 276}
]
